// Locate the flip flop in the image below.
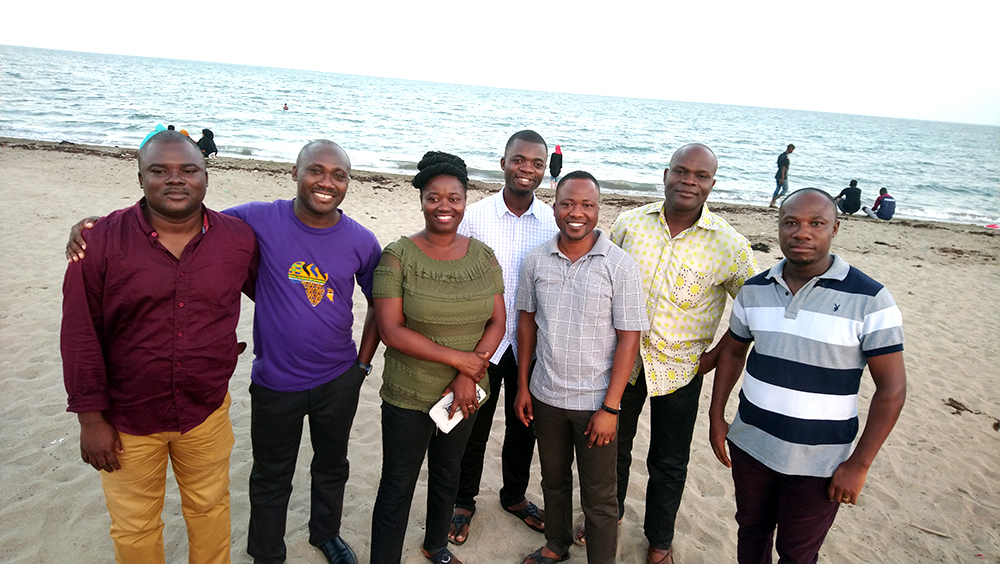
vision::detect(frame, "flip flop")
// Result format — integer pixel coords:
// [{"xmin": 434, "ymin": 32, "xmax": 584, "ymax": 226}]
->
[
  {"xmin": 522, "ymin": 547, "xmax": 569, "ymax": 564},
  {"xmin": 573, "ymin": 522, "xmax": 586, "ymax": 546},
  {"xmin": 423, "ymin": 546, "xmax": 462, "ymax": 564},
  {"xmin": 503, "ymin": 501, "xmax": 545, "ymax": 534},
  {"xmin": 647, "ymin": 545, "xmax": 674, "ymax": 564},
  {"xmin": 448, "ymin": 510, "xmax": 474, "ymax": 545}
]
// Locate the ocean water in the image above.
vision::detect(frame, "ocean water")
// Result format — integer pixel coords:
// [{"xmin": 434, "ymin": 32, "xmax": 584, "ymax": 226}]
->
[{"xmin": 3, "ymin": 45, "xmax": 998, "ymax": 225}]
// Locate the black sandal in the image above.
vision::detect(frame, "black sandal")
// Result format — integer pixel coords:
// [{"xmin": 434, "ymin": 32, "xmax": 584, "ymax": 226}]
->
[
  {"xmin": 447, "ymin": 510, "xmax": 474, "ymax": 545},
  {"xmin": 503, "ymin": 501, "xmax": 544, "ymax": 533},
  {"xmin": 424, "ymin": 546, "xmax": 461, "ymax": 564},
  {"xmin": 522, "ymin": 547, "xmax": 569, "ymax": 564}
]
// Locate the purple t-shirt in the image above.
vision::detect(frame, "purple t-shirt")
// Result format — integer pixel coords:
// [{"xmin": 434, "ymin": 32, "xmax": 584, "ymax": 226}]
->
[{"xmin": 225, "ymin": 200, "xmax": 381, "ymax": 392}]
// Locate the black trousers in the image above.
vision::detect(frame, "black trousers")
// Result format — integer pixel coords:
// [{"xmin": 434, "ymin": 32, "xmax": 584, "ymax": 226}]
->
[
  {"xmin": 616, "ymin": 372, "xmax": 703, "ymax": 550},
  {"xmin": 454, "ymin": 346, "xmax": 537, "ymax": 511},
  {"xmin": 370, "ymin": 402, "xmax": 478, "ymax": 564},
  {"xmin": 246, "ymin": 365, "xmax": 365, "ymax": 564}
]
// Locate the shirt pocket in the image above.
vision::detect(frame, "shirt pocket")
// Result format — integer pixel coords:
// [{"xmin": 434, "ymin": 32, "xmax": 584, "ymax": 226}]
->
[{"xmin": 664, "ymin": 262, "xmax": 716, "ymax": 311}]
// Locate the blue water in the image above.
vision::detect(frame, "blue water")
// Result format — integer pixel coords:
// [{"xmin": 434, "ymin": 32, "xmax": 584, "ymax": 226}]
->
[{"xmin": 3, "ymin": 45, "xmax": 998, "ymax": 225}]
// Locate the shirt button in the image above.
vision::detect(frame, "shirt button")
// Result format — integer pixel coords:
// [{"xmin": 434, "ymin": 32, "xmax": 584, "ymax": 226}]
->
[
  {"xmin": 177, "ymin": 332, "xmax": 183, "ymax": 337},
  {"xmin": 151, "ymin": 232, "xmax": 158, "ymax": 237},
  {"xmin": 179, "ymin": 272, "xmax": 185, "ymax": 277},
  {"xmin": 178, "ymin": 302, "xmax": 184, "ymax": 307},
  {"xmin": 176, "ymin": 362, "xmax": 181, "ymax": 367}
]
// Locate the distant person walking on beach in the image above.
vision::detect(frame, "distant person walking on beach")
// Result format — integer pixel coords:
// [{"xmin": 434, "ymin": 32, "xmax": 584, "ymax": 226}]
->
[
  {"xmin": 61, "ymin": 130, "xmax": 257, "ymax": 564},
  {"xmin": 709, "ymin": 188, "xmax": 906, "ymax": 564},
  {"xmin": 283, "ymin": 103, "xmax": 289, "ymax": 110},
  {"xmin": 549, "ymin": 145, "xmax": 563, "ymax": 188},
  {"xmin": 579, "ymin": 143, "xmax": 757, "ymax": 564},
  {"xmin": 863, "ymin": 187, "xmax": 896, "ymax": 220},
  {"xmin": 447, "ymin": 131, "xmax": 557, "ymax": 545},
  {"xmin": 769, "ymin": 144, "xmax": 795, "ymax": 208},
  {"xmin": 513, "ymin": 171, "xmax": 647, "ymax": 564},
  {"xmin": 835, "ymin": 180, "xmax": 863, "ymax": 215},
  {"xmin": 197, "ymin": 128, "xmax": 218, "ymax": 158}
]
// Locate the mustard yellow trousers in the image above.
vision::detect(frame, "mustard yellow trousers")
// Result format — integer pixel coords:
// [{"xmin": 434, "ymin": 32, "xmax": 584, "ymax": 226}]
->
[{"xmin": 100, "ymin": 394, "xmax": 234, "ymax": 564}]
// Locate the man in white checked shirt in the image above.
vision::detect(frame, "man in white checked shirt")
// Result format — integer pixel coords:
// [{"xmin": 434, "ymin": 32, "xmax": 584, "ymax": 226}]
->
[
  {"xmin": 513, "ymin": 171, "xmax": 647, "ymax": 564},
  {"xmin": 448, "ymin": 130, "xmax": 558, "ymax": 545}
]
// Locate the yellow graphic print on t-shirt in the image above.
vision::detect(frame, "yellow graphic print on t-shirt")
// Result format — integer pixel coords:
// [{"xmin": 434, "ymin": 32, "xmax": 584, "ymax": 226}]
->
[{"xmin": 288, "ymin": 261, "xmax": 334, "ymax": 307}]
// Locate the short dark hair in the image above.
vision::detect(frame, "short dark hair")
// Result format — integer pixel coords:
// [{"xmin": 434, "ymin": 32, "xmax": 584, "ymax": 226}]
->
[
  {"xmin": 505, "ymin": 130, "xmax": 547, "ymax": 155},
  {"xmin": 879, "ymin": 187, "xmax": 888, "ymax": 195},
  {"xmin": 787, "ymin": 144, "xmax": 796, "ymax": 150},
  {"xmin": 849, "ymin": 179, "xmax": 858, "ymax": 187},
  {"xmin": 296, "ymin": 139, "xmax": 350, "ymax": 170},
  {"xmin": 138, "ymin": 130, "xmax": 202, "ymax": 169},
  {"xmin": 411, "ymin": 151, "xmax": 469, "ymax": 192},
  {"xmin": 779, "ymin": 187, "xmax": 837, "ymax": 215},
  {"xmin": 555, "ymin": 170, "xmax": 600, "ymax": 195}
]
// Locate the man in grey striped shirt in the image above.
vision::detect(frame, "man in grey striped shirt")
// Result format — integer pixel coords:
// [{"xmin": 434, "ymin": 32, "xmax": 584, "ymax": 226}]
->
[
  {"xmin": 513, "ymin": 171, "xmax": 649, "ymax": 564},
  {"xmin": 709, "ymin": 188, "xmax": 906, "ymax": 564}
]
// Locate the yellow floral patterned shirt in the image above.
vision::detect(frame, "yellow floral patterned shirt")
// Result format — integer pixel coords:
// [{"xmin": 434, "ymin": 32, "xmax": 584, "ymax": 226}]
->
[{"xmin": 610, "ymin": 202, "xmax": 757, "ymax": 396}]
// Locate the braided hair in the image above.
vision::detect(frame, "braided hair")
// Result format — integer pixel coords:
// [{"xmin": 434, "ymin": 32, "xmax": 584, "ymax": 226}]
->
[{"xmin": 411, "ymin": 151, "xmax": 469, "ymax": 192}]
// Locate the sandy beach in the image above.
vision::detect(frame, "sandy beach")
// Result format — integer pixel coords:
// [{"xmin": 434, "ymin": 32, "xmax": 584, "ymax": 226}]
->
[{"xmin": 2, "ymin": 139, "xmax": 998, "ymax": 563}]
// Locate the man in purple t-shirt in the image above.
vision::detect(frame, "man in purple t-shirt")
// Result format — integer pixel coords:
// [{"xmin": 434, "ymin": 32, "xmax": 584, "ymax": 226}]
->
[
  {"xmin": 66, "ymin": 140, "xmax": 380, "ymax": 564},
  {"xmin": 226, "ymin": 140, "xmax": 380, "ymax": 564}
]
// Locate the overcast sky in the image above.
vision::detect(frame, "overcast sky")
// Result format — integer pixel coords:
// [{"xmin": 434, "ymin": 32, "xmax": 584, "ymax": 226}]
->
[{"xmin": 5, "ymin": 0, "xmax": 998, "ymax": 126}]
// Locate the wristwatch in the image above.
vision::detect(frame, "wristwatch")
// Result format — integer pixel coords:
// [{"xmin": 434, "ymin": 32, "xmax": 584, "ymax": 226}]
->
[{"xmin": 356, "ymin": 361, "xmax": 372, "ymax": 376}]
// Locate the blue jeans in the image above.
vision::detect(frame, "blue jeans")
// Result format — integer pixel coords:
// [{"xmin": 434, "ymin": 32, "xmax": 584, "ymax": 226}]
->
[
  {"xmin": 772, "ymin": 178, "xmax": 788, "ymax": 199},
  {"xmin": 247, "ymin": 365, "xmax": 366, "ymax": 564},
  {"xmin": 370, "ymin": 401, "xmax": 478, "ymax": 564},
  {"xmin": 617, "ymin": 371, "xmax": 703, "ymax": 550}
]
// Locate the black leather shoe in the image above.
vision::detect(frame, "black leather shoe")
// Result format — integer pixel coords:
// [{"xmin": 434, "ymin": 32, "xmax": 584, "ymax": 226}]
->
[{"xmin": 316, "ymin": 536, "xmax": 358, "ymax": 564}]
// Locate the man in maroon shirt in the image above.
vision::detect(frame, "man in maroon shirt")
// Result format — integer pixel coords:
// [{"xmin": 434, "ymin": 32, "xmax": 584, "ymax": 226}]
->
[{"xmin": 61, "ymin": 130, "xmax": 258, "ymax": 564}]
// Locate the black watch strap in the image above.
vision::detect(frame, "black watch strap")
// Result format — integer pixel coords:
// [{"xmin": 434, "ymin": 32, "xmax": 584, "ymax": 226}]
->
[
  {"xmin": 600, "ymin": 404, "xmax": 619, "ymax": 415},
  {"xmin": 356, "ymin": 361, "xmax": 372, "ymax": 375}
]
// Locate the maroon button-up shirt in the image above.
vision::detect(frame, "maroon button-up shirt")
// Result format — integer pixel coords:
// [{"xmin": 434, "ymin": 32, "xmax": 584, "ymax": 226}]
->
[{"xmin": 61, "ymin": 199, "xmax": 258, "ymax": 435}]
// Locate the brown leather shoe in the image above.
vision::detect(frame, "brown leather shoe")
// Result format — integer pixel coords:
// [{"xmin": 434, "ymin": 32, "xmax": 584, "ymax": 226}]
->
[{"xmin": 647, "ymin": 545, "xmax": 674, "ymax": 564}]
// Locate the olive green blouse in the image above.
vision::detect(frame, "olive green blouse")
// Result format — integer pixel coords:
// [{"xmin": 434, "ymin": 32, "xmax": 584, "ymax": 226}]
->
[{"xmin": 373, "ymin": 236, "xmax": 504, "ymax": 412}]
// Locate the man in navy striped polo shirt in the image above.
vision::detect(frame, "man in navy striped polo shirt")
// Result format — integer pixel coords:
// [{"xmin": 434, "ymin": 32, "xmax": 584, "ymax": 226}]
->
[{"xmin": 708, "ymin": 188, "xmax": 907, "ymax": 564}]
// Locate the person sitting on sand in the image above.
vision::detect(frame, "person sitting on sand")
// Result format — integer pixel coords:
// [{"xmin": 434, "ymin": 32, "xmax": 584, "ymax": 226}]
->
[
  {"xmin": 61, "ymin": 130, "xmax": 258, "ymax": 564},
  {"xmin": 863, "ymin": 187, "xmax": 896, "ymax": 221},
  {"xmin": 513, "ymin": 171, "xmax": 647, "ymax": 564},
  {"xmin": 709, "ymin": 188, "xmax": 906, "ymax": 564},
  {"xmin": 370, "ymin": 151, "xmax": 506, "ymax": 564},
  {"xmin": 835, "ymin": 179, "xmax": 863, "ymax": 215},
  {"xmin": 197, "ymin": 128, "xmax": 218, "ymax": 158}
]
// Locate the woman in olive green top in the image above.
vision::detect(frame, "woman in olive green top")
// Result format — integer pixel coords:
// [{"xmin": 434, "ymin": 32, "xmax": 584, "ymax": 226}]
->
[{"xmin": 370, "ymin": 152, "xmax": 505, "ymax": 564}]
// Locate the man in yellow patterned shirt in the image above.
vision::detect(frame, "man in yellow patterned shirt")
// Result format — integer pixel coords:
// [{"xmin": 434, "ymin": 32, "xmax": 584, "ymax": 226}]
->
[{"xmin": 606, "ymin": 143, "xmax": 757, "ymax": 564}]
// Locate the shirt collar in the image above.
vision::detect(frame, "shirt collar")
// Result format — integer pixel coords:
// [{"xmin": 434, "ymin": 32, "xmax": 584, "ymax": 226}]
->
[
  {"xmin": 651, "ymin": 203, "xmax": 723, "ymax": 233},
  {"xmin": 494, "ymin": 188, "xmax": 541, "ymax": 219},
  {"xmin": 543, "ymin": 229, "xmax": 611, "ymax": 258},
  {"xmin": 765, "ymin": 254, "xmax": 849, "ymax": 283}
]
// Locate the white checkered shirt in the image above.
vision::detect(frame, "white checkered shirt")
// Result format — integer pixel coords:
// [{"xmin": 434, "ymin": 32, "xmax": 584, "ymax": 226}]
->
[
  {"xmin": 459, "ymin": 189, "xmax": 558, "ymax": 364},
  {"xmin": 516, "ymin": 231, "xmax": 649, "ymax": 411}
]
